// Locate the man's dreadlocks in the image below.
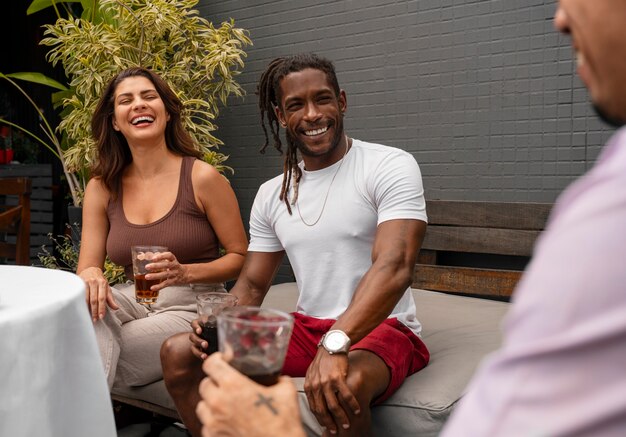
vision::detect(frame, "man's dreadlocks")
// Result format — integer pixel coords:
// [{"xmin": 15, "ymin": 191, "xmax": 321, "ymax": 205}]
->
[{"xmin": 256, "ymin": 53, "xmax": 341, "ymax": 214}]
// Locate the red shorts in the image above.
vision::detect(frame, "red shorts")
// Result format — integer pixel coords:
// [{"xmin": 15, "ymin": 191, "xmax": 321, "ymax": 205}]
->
[{"xmin": 282, "ymin": 312, "xmax": 430, "ymax": 403}]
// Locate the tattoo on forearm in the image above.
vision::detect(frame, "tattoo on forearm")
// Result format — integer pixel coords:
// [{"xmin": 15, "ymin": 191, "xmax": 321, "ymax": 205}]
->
[{"xmin": 254, "ymin": 393, "xmax": 278, "ymax": 415}]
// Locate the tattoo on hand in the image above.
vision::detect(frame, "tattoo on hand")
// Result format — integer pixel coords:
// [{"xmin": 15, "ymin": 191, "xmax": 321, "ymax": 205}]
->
[{"xmin": 254, "ymin": 393, "xmax": 278, "ymax": 415}]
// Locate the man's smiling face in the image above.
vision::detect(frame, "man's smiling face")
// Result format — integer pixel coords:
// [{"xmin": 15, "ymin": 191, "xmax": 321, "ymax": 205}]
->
[
  {"xmin": 276, "ymin": 68, "xmax": 347, "ymax": 168},
  {"xmin": 554, "ymin": 0, "xmax": 626, "ymax": 125}
]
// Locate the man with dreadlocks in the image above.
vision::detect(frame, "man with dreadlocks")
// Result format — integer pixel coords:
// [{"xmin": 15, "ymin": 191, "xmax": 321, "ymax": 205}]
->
[{"xmin": 161, "ymin": 53, "xmax": 429, "ymax": 436}]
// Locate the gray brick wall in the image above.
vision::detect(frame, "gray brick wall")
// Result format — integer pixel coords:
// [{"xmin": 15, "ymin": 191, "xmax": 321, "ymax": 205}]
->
[{"xmin": 198, "ymin": 0, "xmax": 614, "ymax": 281}]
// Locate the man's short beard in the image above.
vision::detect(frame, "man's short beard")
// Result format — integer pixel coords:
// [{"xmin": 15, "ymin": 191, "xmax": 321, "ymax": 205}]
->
[
  {"xmin": 286, "ymin": 122, "xmax": 343, "ymax": 158},
  {"xmin": 593, "ymin": 104, "xmax": 625, "ymax": 128}
]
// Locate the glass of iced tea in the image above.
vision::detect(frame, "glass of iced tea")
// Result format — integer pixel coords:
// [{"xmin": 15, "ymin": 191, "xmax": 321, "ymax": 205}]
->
[
  {"xmin": 217, "ymin": 306, "xmax": 293, "ymax": 386},
  {"xmin": 196, "ymin": 292, "xmax": 238, "ymax": 355},
  {"xmin": 131, "ymin": 245, "xmax": 168, "ymax": 305}
]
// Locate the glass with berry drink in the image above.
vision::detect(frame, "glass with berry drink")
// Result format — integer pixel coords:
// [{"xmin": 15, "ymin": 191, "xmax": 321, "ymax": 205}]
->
[
  {"xmin": 196, "ymin": 292, "xmax": 239, "ymax": 355},
  {"xmin": 217, "ymin": 306, "xmax": 293, "ymax": 386}
]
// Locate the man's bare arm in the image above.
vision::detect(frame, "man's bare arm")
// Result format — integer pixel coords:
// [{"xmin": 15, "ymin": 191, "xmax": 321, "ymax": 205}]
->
[
  {"xmin": 229, "ymin": 250, "xmax": 286, "ymax": 306},
  {"xmin": 332, "ymin": 218, "xmax": 426, "ymax": 341},
  {"xmin": 303, "ymin": 218, "xmax": 426, "ymax": 433}
]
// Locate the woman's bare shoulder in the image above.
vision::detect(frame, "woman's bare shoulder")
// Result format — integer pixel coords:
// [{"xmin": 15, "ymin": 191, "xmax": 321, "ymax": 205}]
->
[
  {"xmin": 84, "ymin": 177, "xmax": 111, "ymax": 204},
  {"xmin": 191, "ymin": 159, "xmax": 228, "ymax": 187}
]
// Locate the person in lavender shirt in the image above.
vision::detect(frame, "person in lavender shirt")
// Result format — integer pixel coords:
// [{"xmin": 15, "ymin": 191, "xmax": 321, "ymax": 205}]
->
[
  {"xmin": 195, "ymin": 1, "xmax": 626, "ymax": 436},
  {"xmin": 439, "ymin": 2, "xmax": 626, "ymax": 434}
]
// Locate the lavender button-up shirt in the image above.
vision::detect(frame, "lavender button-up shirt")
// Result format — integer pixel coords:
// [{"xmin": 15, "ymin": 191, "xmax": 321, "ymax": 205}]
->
[{"xmin": 442, "ymin": 127, "xmax": 626, "ymax": 437}]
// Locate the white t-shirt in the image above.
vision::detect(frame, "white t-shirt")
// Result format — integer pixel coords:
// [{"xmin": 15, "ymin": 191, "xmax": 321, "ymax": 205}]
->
[{"xmin": 249, "ymin": 139, "xmax": 428, "ymax": 335}]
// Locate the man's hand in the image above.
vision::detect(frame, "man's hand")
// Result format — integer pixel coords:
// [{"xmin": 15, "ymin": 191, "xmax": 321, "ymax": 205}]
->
[
  {"xmin": 189, "ymin": 318, "xmax": 210, "ymax": 360},
  {"xmin": 79, "ymin": 266, "xmax": 119, "ymax": 322},
  {"xmin": 197, "ymin": 353, "xmax": 305, "ymax": 437},
  {"xmin": 304, "ymin": 349, "xmax": 361, "ymax": 435}
]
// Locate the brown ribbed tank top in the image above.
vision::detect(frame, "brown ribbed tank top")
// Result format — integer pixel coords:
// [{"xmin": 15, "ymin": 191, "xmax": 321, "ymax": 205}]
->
[{"xmin": 106, "ymin": 156, "xmax": 219, "ymax": 279}]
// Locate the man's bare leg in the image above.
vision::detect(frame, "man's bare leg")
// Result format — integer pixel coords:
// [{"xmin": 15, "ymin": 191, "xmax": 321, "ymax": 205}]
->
[
  {"xmin": 329, "ymin": 350, "xmax": 390, "ymax": 437},
  {"xmin": 160, "ymin": 333, "xmax": 204, "ymax": 437}
]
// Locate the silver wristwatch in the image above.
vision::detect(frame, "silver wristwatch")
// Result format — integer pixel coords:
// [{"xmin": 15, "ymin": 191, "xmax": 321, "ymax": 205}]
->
[{"xmin": 319, "ymin": 329, "xmax": 351, "ymax": 354}]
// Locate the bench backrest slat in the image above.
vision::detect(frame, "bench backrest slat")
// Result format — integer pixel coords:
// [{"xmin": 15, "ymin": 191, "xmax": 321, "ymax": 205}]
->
[
  {"xmin": 413, "ymin": 200, "xmax": 553, "ymax": 299},
  {"xmin": 414, "ymin": 265, "xmax": 522, "ymax": 298},
  {"xmin": 426, "ymin": 200, "xmax": 552, "ymax": 230},
  {"xmin": 423, "ymin": 226, "xmax": 541, "ymax": 257}
]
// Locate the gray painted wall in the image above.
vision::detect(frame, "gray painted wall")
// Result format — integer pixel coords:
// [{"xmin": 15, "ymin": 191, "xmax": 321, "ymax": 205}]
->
[{"xmin": 197, "ymin": 0, "xmax": 614, "ymax": 280}]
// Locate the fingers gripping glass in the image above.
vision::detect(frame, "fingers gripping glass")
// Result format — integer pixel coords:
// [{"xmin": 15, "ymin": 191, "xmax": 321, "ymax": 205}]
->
[
  {"xmin": 131, "ymin": 245, "xmax": 168, "ymax": 305},
  {"xmin": 217, "ymin": 306, "xmax": 293, "ymax": 386}
]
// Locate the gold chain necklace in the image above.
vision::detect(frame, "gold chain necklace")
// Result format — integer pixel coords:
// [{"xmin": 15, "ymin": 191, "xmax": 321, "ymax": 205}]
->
[{"xmin": 296, "ymin": 135, "xmax": 350, "ymax": 227}]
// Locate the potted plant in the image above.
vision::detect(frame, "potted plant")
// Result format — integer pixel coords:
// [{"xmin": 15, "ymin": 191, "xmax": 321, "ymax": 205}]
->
[
  {"xmin": 3, "ymin": 0, "xmax": 251, "ymax": 278},
  {"xmin": 1, "ymin": 0, "xmax": 252, "ymax": 207}
]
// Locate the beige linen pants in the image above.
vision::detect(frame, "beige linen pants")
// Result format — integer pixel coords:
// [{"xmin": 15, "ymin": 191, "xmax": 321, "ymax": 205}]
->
[{"xmin": 94, "ymin": 282, "xmax": 225, "ymax": 389}]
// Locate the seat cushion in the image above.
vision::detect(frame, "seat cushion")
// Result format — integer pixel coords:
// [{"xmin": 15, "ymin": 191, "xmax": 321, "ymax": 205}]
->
[
  {"xmin": 112, "ymin": 378, "xmax": 177, "ymax": 413},
  {"xmin": 262, "ymin": 283, "xmax": 510, "ymax": 436},
  {"xmin": 113, "ymin": 282, "xmax": 510, "ymax": 436}
]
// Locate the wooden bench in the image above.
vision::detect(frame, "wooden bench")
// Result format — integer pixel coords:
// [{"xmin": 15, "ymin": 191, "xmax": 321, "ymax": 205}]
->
[
  {"xmin": 112, "ymin": 199, "xmax": 554, "ymax": 433},
  {"xmin": 0, "ymin": 165, "xmax": 53, "ymax": 263},
  {"xmin": 0, "ymin": 177, "xmax": 32, "ymax": 265},
  {"xmin": 413, "ymin": 200, "xmax": 553, "ymax": 300}
]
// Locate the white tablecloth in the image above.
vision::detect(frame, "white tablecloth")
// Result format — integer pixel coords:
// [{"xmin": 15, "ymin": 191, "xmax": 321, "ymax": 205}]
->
[{"xmin": 0, "ymin": 265, "xmax": 116, "ymax": 437}]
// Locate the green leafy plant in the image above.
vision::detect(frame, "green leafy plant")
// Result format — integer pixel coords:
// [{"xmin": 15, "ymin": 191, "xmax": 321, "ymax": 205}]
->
[
  {"xmin": 1, "ymin": 0, "xmax": 252, "ymax": 206},
  {"xmin": 38, "ymin": 229, "xmax": 126, "ymax": 285}
]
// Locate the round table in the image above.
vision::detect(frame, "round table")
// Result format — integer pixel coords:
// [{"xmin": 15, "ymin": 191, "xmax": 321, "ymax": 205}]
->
[{"xmin": 0, "ymin": 265, "xmax": 116, "ymax": 437}]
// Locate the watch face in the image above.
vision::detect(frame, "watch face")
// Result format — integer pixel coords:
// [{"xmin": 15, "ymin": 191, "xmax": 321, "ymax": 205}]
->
[{"xmin": 325, "ymin": 331, "xmax": 347, "ymax": 352}]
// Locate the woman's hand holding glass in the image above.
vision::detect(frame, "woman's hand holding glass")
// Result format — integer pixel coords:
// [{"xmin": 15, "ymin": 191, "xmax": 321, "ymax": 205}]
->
[{"xmin": 144, "ymin": 250, "xmax": 190, "ymax": 291}]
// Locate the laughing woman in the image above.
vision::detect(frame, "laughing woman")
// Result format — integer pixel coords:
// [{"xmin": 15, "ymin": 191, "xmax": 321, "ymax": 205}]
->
[{"xmin": 76, "ymin": 67, "xmax": 247, "ymax": 389}]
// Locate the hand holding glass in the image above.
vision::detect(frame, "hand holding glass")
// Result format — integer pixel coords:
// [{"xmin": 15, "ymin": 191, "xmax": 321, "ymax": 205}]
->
[
  {"xmin": 196, "ymin": 292, "xmax": 238, "ymax": 355},
  {"xmin": 131, "ymin": 245, "xmax": 168, "ymax": 305},
  {"xmin": 217, "ymin": 306, "xmax": 293, "ymax": 386}
]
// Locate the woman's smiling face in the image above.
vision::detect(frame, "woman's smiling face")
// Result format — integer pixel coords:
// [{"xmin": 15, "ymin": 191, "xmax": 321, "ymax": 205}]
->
[{"xmin": 112, "ymin": 76, "xmax": 170, "ymax": 144}]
